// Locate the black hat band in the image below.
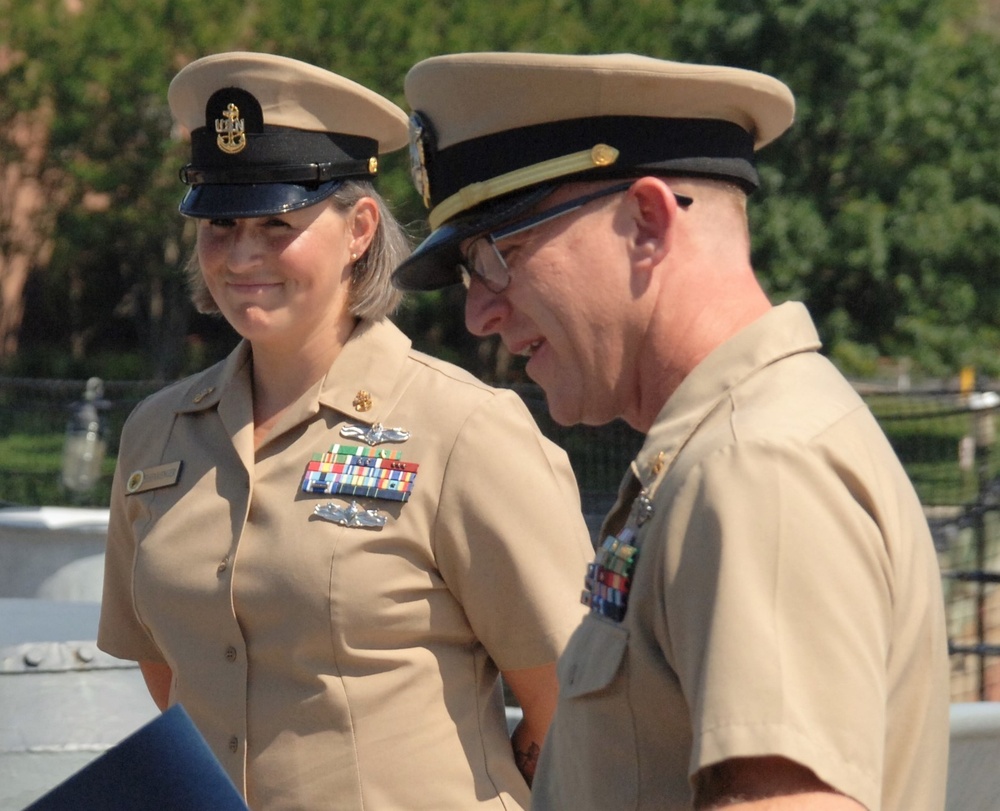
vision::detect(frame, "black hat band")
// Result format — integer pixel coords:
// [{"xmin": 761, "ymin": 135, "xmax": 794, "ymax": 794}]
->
[
  {"xmin": 180, "ymin": 157, "xmax": 375, "ymax": 186},
  {"xmin": 420, "ymin": 114, "xmax": 758, "ymax": 211},
  {"xmin": 184, "ymin": 125, "xmax": 378, "ymax": 185}
]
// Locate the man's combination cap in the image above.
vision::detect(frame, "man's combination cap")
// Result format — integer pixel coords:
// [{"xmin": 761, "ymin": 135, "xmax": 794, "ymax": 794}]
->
[
  {"xmin": 169, "ymin": 51, "xmax": 408, "ymax": 219},
  {"xmin": 392, "ymin": 52, "xmax": 795, "ymax": 291}
]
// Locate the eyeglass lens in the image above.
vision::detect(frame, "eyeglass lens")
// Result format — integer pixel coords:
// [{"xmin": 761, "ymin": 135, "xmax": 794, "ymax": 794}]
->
[{"xmin": 458, "ymin": 182, "xmax": 693, "ymax": 293}]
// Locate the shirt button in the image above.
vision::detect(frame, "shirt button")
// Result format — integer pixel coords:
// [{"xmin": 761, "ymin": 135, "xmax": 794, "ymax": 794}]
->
[
  {"xmin": 228, "ymin": 736, "xmax": 239, "ymax": 753},
  {"xmin": 225, "ymin": 646, "xmax": 237, "ymax": 662}
]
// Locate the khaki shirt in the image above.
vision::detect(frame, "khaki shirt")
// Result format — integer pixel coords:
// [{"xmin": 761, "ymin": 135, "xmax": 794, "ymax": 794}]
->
[
  {"xmin": 98, "ymin": 318, "xmax": 593, "ymax": 811},
  {"xmin": 533, "ymin": 303, "xmax": 950, "ymax": 811}
]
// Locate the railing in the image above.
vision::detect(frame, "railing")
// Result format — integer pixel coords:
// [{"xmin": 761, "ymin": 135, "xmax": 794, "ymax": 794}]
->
[
  {"xmin": 2, "ymin": 376, "xmax": 998, "ymax": 700},
  {"xmin": 864, "ymin": 387, "xmax": 1000, "ymax": 701}
]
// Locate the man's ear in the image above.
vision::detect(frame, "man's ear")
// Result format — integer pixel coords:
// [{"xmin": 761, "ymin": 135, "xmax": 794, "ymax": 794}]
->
[{"xmin": 625, "ymin": 176, "xmax": 680, "ymax": 271}]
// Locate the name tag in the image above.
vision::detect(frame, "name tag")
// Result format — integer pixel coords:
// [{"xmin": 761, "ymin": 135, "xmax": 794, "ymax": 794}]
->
[{"xmin": 126, "ymin": 462, "xmax": 182, "ymax": 494}]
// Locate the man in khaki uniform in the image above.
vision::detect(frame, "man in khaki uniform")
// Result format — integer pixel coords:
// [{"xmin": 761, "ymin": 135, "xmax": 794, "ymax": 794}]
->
[
  {"xmin": 392, "ymin": 52, "xmax": 950, "ymax": 810},
  {"xmin": 98, "ymin": 52, "xmax": 594, "ymax": 810}
]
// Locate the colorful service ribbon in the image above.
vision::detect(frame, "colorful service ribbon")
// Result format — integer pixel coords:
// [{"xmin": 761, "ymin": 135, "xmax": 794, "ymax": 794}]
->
[
  {"xmin": 301, "ymin": 443, "xmax": 419, "ymax": 503},
  {"xmin": 581, "ymin": 527, "xmax": 639, "ymax": 622}
]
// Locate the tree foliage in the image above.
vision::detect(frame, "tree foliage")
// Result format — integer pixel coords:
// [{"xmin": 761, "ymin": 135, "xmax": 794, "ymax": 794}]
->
[
  {"xmin": 0, "ymin": 0, "xmax": 998, "ymax": 382},
  {"xmin": 665, "ymin": 0, "xmax": 1000, "ymax": 376}
]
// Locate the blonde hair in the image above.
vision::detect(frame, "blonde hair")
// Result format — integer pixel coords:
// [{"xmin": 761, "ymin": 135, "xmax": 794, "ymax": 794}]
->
[{"xmin": 186, "ymin": 180, "xmax": 411, "ymax": 321}]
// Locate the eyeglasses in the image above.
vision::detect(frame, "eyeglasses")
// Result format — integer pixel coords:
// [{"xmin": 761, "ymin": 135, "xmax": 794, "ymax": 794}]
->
[{"xmin": 458, "ymin": 181, "xmax": 694, "ymax": 293}]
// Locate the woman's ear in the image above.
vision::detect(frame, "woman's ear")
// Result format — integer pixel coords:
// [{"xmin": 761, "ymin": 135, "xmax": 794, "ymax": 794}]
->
[{"xmin": 349, "ymin": 197, "xmax": 379, "ymax": 257}]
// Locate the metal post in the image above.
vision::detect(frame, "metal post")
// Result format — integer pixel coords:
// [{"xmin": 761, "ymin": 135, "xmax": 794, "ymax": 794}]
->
[
  {"xmin": 973, "ymin": 400, "xmax": 996, "ymax": 700},
  {"xmin": 60, "ymin": 377, "xmax": 109, "ymax": 498}
]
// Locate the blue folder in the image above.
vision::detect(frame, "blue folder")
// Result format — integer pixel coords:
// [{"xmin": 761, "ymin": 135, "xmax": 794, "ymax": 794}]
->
[{"xmin": 24, "ymin": 705, "xmax": 248, "ymax": 810}]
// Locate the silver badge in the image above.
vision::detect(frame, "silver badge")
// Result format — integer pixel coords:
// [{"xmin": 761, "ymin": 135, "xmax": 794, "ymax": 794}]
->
[
  {"xmin": 340, "ymin": 422, "xmax": 411, "ymax": 446},
  {"xmin": 634, "ymin": 490, "xmax": 654, "ymax": 528},
  {"xmin": 314, "ymin": 501, "xmax": 387, "ymax": 529}
]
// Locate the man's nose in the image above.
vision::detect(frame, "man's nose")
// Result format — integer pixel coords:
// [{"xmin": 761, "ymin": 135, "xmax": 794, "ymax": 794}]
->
[{"xmin": 464, "ymin": 276, "xmax": 509, "ymax": 337}]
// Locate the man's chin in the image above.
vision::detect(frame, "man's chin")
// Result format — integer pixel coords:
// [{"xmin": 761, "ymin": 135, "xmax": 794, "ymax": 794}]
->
[
  {"xmin": 532, "ymin": 379, "xmax": 585, "ymax": 428},
  {"xmin": 537, "ymin": 382, "xmax": 622, "ymax": 429},
  {"xmin": 527, "ymin": 359, "xmax": 613, "ymax": 427}
]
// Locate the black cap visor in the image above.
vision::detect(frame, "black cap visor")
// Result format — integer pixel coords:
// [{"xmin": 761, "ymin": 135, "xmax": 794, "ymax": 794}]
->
[
  {"xmin": 392, "ymin": 185, "xmax": 553, "ymax": 292},
  {"xmin": 394, "ymin": 156, "xmax": 760, "ymax": 292},
  {"xmin": 179, "ymin": 178, "xmax": 344, "ymax": 219}
]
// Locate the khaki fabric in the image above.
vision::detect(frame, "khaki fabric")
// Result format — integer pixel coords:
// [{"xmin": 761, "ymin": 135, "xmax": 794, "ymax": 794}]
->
[
  {"xmin": 394, "ymin": 53, "xmax": 796, "ymax": 291},
  {"xmin": 169, "ymin": 51, "xmax": 409, "ymax": 150},
  {"xmin": 98, "ymin": 318, "xmax": 593, "ymax": 811},
  {"xmin": 405, "ymin": 52, "xmax": 794, "ymax": 153},
  {"xmin": 533, "ymin": 302, "xmax": 950, "ymax": 811}
]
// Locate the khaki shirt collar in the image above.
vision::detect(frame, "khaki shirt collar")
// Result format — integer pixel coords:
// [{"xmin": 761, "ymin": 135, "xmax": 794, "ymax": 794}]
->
[
  {"xmin": 170, "ymin": 318, "xmax": 411, "ymax": 420},
  {"xmin": 174, "ymin": 341, "xmax": 252, "ymax": 414},
  {"xmin": 632, "ymin": 301, "xmax": 821, "ymax": 490},
  {"xmin": 317, "ymin": 318, "xmax": 412, "ymax": 424}
]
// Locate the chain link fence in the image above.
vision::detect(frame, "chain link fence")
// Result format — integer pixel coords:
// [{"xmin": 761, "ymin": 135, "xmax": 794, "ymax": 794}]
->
[
  {"xmin": 870, "ymin": 388, "xmax": 1000, "ymax": 703},
  {"xmin": 2, "ymin": 376, "xmax": 998, "ymax": 700}
]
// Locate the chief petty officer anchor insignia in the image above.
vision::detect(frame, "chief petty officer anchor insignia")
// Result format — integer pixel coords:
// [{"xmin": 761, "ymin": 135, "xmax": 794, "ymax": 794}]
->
[
  {"xmin": 301, "ymin": 417, "xmax": 419, "ymax": 529},
  {"xmin": 215, "ymin": 102, "xmax": 246, "ymax": 154},
  {"xmin": 581, "ymin": 457, "xmax": 659, "ymax": 622}
]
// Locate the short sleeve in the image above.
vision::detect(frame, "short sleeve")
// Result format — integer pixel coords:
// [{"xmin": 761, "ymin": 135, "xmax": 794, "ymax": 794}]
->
[
  {"xmin": 433, "ymin": 390, "xmax": 594, "ymax": 671},
  {"xmin": 661, "ymin": 438, "xmax": 891, "ymax": 806},
  {"xmin": 97, "ymin": 418, "xmax": 166, "ymax": 664}
]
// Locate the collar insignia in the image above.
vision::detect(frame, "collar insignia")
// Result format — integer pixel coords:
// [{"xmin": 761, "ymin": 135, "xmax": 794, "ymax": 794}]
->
[
  {"xmin": 352, "ymin": 390, "xmax": 373, "ymax": 412},
  {"xmin": 192, "ymin": 386, "xmax": 215, "ymax": 404}
]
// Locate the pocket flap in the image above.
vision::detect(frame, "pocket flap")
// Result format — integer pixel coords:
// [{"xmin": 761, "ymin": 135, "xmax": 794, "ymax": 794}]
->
[{"xmin": 558, "ymin": 617, "xmax": 629, "ymax": 699}]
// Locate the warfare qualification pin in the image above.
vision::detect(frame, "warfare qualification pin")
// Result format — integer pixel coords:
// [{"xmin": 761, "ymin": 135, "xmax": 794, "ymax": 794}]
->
[
  {"xmin": 314, "ymin": 501, "xmax": 387, "ymax": 529},
  {"xmin": 340, "ymin": 423, "xmax": 411, "ymax": 447}
]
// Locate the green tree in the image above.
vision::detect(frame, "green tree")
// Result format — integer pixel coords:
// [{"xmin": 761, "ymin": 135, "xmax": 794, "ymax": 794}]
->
[
  {"xmin": 1, "ymin": 0, "xmax": 998, "ymax": 383},
  {"xmin": 667, "ymin": 0, "xmax": 1000, "ymax": 377},
  {"xmin": 2, "ymin": 0, "xmax": 221, "ymax": 378},
  {"xmin": 3, "ymin": 0, "xmax": 701, "ymax": 382}
]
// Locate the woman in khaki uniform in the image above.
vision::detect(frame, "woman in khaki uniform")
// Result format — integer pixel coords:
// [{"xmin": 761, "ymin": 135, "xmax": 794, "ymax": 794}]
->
[{"xmin": 96, "ymin": 52, "xmax": 594, "ymax": 811}]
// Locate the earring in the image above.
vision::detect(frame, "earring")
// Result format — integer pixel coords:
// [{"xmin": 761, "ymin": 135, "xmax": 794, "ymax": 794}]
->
[{"xmin": 351, "ymin": 252, "xmax": 359, "ymax": 261}]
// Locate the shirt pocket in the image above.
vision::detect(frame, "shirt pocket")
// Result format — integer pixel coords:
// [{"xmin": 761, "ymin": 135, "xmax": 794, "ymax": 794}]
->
[
  {"xmin": 558, "ymin": 614, "xmax": 629, "ymax": 697},
  {"xmin": 552, "ymin": 616, "xmax": 639, "ymax": 809}
]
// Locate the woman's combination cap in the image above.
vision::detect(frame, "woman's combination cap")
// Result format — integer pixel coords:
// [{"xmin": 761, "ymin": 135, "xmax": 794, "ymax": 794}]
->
[
  {"xmin": 169, "ymin": 51, "xmax": 409, "ymax": 219},
  {"xmin": 392, "ymin": 52, "xmax": 796, "ymax": 292}
]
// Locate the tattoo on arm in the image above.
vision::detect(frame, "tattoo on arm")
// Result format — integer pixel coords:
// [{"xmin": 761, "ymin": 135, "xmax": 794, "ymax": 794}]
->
[{"xmin": 514, "ymin": 741, "xmax": 541, "ymax": 786}]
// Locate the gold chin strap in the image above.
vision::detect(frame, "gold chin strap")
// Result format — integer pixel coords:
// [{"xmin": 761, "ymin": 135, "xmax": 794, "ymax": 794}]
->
[{"xmin": 427, "ymin": 143, "xmax": 620, "ymax": 230}]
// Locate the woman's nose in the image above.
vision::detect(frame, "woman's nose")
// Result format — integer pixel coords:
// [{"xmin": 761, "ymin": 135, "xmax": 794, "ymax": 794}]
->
[{"xmin": 225, "ymin": 229, "xmax": 264, "ymax": 272}]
